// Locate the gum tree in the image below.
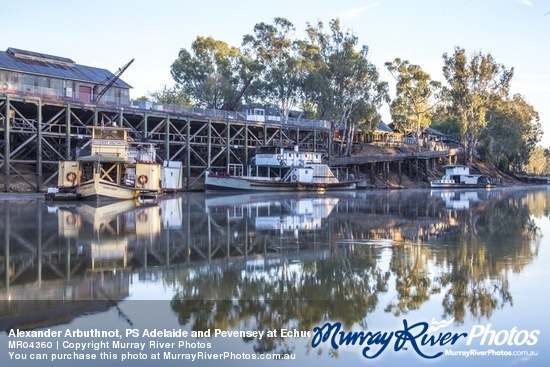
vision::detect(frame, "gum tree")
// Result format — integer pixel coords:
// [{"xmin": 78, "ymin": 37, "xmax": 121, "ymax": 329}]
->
[
  {"xmin": 171, "ymin": 36, "xmax": 244, "ymax": 109},
  {"xmin": 241, "ymin": 17, "xmax": 302, "ymax": 123},
  {"xmin": 299, "ymin": 19, "xmax": 388, "ymax": 156},
  {"xmin": 385, "ymin": 58, "xmax": 440, "ymax": 149},
  {"xmin": 442, "ymin": 47, "xmax": 513, "ymax": 163}
]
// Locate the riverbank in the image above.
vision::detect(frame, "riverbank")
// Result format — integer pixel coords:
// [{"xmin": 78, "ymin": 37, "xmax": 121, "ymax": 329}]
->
[{"xmin": 347, "ymin": 144, "xmax": 523, "ymax": 189}]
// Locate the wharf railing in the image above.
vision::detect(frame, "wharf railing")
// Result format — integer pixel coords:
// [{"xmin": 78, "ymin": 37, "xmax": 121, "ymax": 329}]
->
[{"xmin": 1, "ymin": 91, "xmax": 331, "ymax": 130}]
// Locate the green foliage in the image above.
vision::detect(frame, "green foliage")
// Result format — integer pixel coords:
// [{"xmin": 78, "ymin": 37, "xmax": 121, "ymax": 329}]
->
[
  {"xmin": 298, "ymin": 19, "xmax": 388, "ymax": 155},
  {"xmin": 442, "ymin": 47, "xmax": 514, "ymax": 163},
  {"xmin": 148, "ymin": 85, "xmax": 190, "ymax": 106},
  {"xmin": 478, "ymin": 94, "xmax": 541, "ymax": 171},
  {"xmin": 242, "ymin": 17, "xmax": 301, "ymax": 121},
  {"xmin": 170, "ymin": 36, "xmax": 246, "ymax": 109},
  {"xmin": 430, "ymin": 106, "xmax": 462, "ymax": 139},
  {"xmin": 385, "ymin": 58, "xmax": 440, "ymax": 147}
]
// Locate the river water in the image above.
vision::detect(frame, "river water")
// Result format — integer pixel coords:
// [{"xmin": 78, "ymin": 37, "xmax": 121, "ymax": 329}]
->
[{"xmin": 0, "ymin": 187, "xmax": 548, "ymax": 366}]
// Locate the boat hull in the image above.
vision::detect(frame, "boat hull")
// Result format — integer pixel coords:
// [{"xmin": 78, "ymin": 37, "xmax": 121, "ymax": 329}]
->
[
  {"xmin": 430, "ymin": 182, "xmax": 494, "ymax": 189},
  {"xmin": 76, "ymin": 176, "xmax": 140, "ymax": 200},
  {"xmin": 205, "ymin": 174, "xmax": 356, "ymax": 192}
]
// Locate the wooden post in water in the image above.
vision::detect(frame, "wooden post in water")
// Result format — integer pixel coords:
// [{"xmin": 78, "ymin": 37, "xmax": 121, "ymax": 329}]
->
[
  {"xmin": 4, "ymin": 96, "xmax": 10, "ymax": 191},
  {"xmin": 37, "ymin": 99, "xmax": 42, "ymax": 191}
]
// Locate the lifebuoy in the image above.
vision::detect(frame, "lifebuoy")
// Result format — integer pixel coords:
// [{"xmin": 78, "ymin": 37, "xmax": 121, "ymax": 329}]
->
[
  {"xmin": 292, "ymin": 174, "xmax": 297, "ymax": 181},
  {"xmin": 66, "ymin": 214, "xmax": 76, "ymax": 226},
  {"xmin": 2, "ymin": 83, "xmax": 8, "ymax": 90},
  {"xmin": 280, "ymin": 160, "xmax": 286, "ymax": 166},
  {"xmin": 66, "ymin": 171, "xmax": 77, "ymax": 182},
  {"xmin": 137, "ymin": 211, "xmax": 148, "ymax": 222},
  {"xmin": 137, "ymin": 174, "xmax": 148, "ymax": 185},
  {"xmin": 277, "ymin": 154, "xmax": 282, "ymax": 160}
]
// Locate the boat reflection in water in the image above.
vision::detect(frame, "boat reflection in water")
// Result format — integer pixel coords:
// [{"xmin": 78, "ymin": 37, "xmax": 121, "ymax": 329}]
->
[
  {"xmin": 0, "ymin": 189, "xmax": 546, "ymax": 366},
  {"xmin": 206, "ymin": 193, "xmax": 338, "ymax": 235},
  {"xmin": 429, "ymin": 189, "xmax": 503, "ymax": 211}
]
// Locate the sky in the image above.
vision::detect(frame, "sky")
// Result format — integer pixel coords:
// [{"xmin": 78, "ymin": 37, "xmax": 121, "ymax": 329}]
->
[{"xmin": 3, "ymin": 0, "xmax": 549, "ymax": 145}]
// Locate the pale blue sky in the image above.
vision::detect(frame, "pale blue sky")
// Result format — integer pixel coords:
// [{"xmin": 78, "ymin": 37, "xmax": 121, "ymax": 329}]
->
[{"xmin": 3, "ymin": 0, "xmax": 549, "ymax": 145}]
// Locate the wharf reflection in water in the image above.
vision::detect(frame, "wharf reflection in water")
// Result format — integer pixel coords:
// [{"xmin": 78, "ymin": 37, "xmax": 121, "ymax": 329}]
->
[
  {"xmin": 0, "ymin": 189, "xmax": 544, "ymax": 343},
  {"xmin": 0, "ymin": 198, "xmax": 162, "ymax": 331}
]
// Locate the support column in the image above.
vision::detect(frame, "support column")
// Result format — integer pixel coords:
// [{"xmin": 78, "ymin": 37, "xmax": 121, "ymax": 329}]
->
[
  {"xmin": 4, "ymin": 96, "xmax": 10, "ymax": 192},
  {"xmin": 65, "ymin": 104, "xmax": 71, "ymax": 159},
  {"xmin": 207, "ymin": 120, "xmax": 212, "ymax": 169},
  {"xmin": 370, "ymin": 163, "xmax": 374, "ymax": 183},
  {"xmin": 424, "ymin": 160, "xmax": 429, "ymax": 182},
  {"xmin": 186, "ymin": 119, "xmax": 191, "ymax": 189},
  {"xmin": 143, "ymin": 113, "xmax": 148, "ymax": 141},
  {"xmin": 119, "ymin": 107, "xmax": 124, "ymax": 127},
  {"xmin": 244, "ymin": 123, "xmax": 249, "ymax": 165},
  {"xmin": 328, "ymin": 128, "xmax": 333, "ymax": 158},
  {"xmin": 165, "ymin": 115, "xmax": 170, "ymax": 160},
  {"xmin": 313, "ymin": 128, "xmax": 317, "ymax": 152},
  {"xmin": 398, "ymin": 161, "xmax": 402, "ymax": 185},
  {"xmin": 37, "ymin": 99, "xmax": 43, "ymax": 191},
  {"xmin": 226, "ymin": 121, "xmax": 231, "ymax": 168}
]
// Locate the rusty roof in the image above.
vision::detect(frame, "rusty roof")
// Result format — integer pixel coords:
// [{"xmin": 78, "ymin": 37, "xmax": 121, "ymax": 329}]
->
[{"xmin": 0, "ymin": 47, "xmax": 132, "ymax": 89}]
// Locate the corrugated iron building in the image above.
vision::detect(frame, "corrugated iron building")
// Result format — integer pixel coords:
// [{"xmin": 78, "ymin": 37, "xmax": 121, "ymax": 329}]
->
[{"xmin": 0, "ymin": 47, "xmax": 131, "ymax": 105}]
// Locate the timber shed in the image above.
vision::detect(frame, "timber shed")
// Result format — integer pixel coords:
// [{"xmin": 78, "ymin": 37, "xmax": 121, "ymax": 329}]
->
[{"xmin": 0, "ymin": 47, "xmax": 131, "ymax": 105}]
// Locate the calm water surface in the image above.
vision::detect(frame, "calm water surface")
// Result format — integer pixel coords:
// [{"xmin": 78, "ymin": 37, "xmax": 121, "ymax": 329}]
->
[{"xmin": 0, "ymin": 187, "xmax": 549, "ymax": 366}]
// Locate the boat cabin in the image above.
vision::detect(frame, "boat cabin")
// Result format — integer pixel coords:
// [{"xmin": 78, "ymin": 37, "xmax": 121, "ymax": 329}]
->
[
  {"xmin": 90, "ymin": 126, "xmax": 131, "ymax": 160},
  {"xmin": 252, "ymin": 146, "xmax": 323, "ymax": 167},
  {"xmin": 442, "ymin": 165, "xmax": 471, "ymax": 176}
]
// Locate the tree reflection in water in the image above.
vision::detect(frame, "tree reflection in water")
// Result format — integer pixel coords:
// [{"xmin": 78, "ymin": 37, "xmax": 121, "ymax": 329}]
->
[
  {"xmin": 168, "ymin": 189, "xmax": 543, "ymax": 354},
  {"xmin": 171, "ymin": 246, "xmax": 387, "ymax": 354}
]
